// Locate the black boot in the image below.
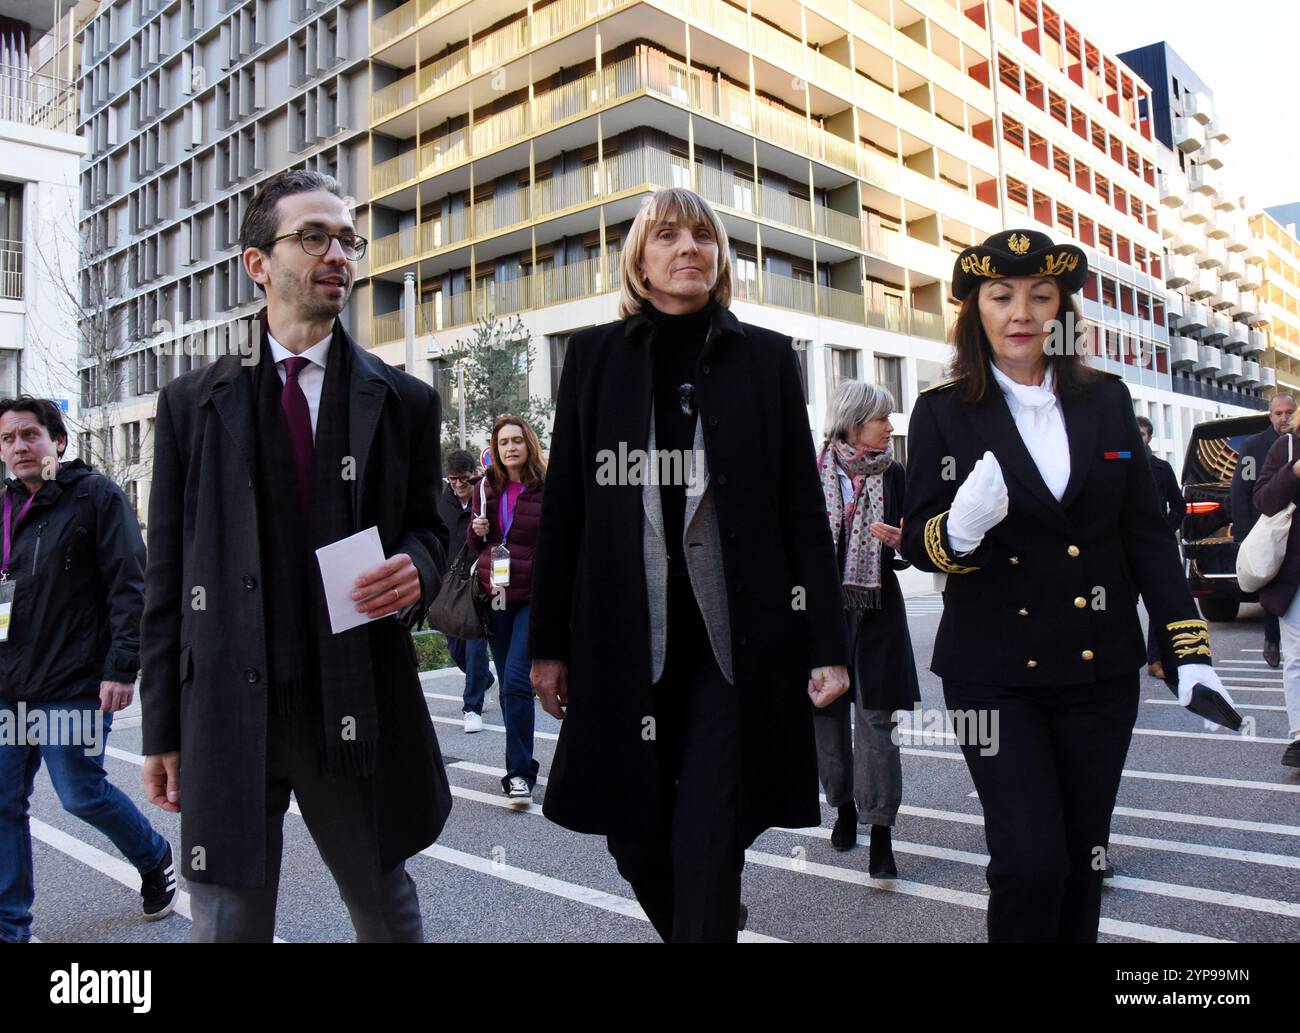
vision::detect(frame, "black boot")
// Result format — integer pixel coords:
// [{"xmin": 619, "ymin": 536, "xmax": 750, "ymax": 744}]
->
[
  {"xmin": 868, "ymin": 825, "xmax": 897, "ymax": 878},
  {"xmin": 830, "ymin": 802, "xmax": 858, "ymax": 851},
  {"xmin": 1265, "ymin": 640, "xmax": 1281, "ymax": 669}
]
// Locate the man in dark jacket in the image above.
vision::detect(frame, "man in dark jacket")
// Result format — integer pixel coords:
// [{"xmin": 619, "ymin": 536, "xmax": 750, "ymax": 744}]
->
[
  {"xmin": 435, "ymin": 449, "xmax": 493, "ymax": 731},
  {"xmin": 140, "ymin": 170, "xmax": 450, "ymax": 942},
  {"xmin": 1137, "ymin": 416, "xmax": 1189, "ymax": 679},
  {"xmin": 0, "ymin": 397, "xmax": 176, "ymax": 943},
  {"xmin": 1231, "ymin": 394, "xmax": 1295, "ymax": 668}
]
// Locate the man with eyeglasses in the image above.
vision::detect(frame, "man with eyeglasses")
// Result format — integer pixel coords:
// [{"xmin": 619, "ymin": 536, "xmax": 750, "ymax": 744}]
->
[
  {"xmin": 436, "ymin": 450, "xmax": 494, "ymax": 732},
  {"xmin": 140, "ymin": 169, "xmax": 452, "ymax": 941}
]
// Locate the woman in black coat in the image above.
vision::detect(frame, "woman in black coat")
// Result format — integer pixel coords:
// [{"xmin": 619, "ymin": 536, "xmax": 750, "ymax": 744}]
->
[
  {"xmin": 528, "ymin": 187, "xmax": 850, "ymax": 943},
  {"xmin": 813, "ymin": 381, "xmax": 920, "ymax": 878},
  {"xmin": 900, "ymin": 228, "xmax": 1236, "ymax": 942}
]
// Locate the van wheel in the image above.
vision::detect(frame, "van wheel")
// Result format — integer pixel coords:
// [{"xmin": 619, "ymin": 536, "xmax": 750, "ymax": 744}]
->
[{"xmin": 1198, "ymin": 598, "xmax": 1239, "ymax": 623}]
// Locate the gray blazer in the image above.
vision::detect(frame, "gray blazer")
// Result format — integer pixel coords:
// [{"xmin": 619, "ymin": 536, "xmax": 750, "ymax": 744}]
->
[{"xmin": 642, "ymin": 402, "xmax": 734, "ymax": 685}]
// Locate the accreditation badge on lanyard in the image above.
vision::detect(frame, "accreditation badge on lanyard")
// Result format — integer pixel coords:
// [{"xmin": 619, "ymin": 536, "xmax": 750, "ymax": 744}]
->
[
  {"xmin": 491, "ymin": 486, "xmax": 520, "ymax": 587},
  {"xmin": 0, "ymin": 489, "xmax": 35, "ymax": 643}
]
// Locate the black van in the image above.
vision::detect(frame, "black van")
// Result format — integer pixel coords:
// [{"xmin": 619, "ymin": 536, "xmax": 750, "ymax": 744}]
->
[{"xmin": 1180, "ymin": 412, "xmax": 1271, "ymax": 622}]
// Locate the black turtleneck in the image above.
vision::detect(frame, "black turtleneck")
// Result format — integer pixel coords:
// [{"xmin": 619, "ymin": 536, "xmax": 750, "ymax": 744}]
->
[{"xmin": 646, "ymin": 298, "xmax": 713, "ymax": 574}]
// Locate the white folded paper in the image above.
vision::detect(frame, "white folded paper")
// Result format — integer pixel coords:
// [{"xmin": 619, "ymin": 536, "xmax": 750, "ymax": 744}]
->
[{"xmin": 315, "ymin": 526, "xmax": 387, "ymax": 634}]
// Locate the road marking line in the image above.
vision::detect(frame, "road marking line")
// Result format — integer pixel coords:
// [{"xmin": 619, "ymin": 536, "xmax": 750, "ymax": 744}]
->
[
  {"xmin": 741, "ymin": 850, "xmax": 1229, "ymax": 944},
  {"xmin": 29, "ymin": 817, "xmax": 194, "ymax": 924},
  {"xmin": 1146, "ymin": 699, "xmax": 1286, "ymax": 713}
]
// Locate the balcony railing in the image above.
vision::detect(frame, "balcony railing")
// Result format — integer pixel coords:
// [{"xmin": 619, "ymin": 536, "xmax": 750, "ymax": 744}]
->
[
  {"xmin": 0, "ymin": 65, "xmax": 77, "ymax": 134},
  {"xmin": 0, "ymin": 239, "xmax": 21, "ymax": 300},
  {"xmin": 373, "ymin": 254, "xmax": 619, "ymax": 342}
]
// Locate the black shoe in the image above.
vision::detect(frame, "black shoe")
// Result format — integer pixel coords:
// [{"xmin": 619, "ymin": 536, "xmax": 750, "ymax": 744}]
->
[
  {"xmin": 1283, "ymin": 741, "xmax": 1300, "ymax": 769},
  {"xmin": 140, "ymin": 842, "xmax": 177, "ymax": 921},
  {"xmin": 867, "ymin": 825, "xmax": 897, "ymax": 879},
  {"xmin": 830, "ymin": 803, "xmax": 858, "ymax": 851},
  {"xmin": 1102, "ymin": 859, "xmax": 1118, "ymax": 880},
  {"xmin": 737, "ymin": 902, "xmax": 748, "ymax": 932},
  {"xmin": 1265, "ymin": 641, "xmax": 1282, "ymax": 669}
]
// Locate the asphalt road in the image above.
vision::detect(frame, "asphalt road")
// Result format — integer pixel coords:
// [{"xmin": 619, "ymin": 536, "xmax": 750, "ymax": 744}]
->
[{"xmin": 20, "ymin": 596, "xmax": 1300, "ymax": 944}]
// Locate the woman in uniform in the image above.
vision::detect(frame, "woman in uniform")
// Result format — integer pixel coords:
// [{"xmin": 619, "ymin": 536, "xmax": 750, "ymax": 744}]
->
[{"xmin": 900, "ymin": 228, "xmax": 1236, "ymax": 942}]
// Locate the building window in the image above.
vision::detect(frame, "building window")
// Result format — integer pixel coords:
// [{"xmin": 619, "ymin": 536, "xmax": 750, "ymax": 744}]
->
[
  {"xmin": 891, "ymin": 434, "xmax": 907, "ymax": 466},
  {"xmin": 829, "ymin": 346, "xmax": 858, "ymax": 389},
  {"xmin": 549, "ymin": 333, "xmax": 571, "ymax": 401},
  {"xmin": 792, "ymin": 339, "xmax": 810, "ymax": 403},
  {"xmin": 875, "ymin": 354, "xmax": 904, "ymax": 410}
]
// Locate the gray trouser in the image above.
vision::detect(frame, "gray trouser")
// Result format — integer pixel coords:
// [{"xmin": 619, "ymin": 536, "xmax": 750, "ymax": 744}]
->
[
  {"xmin": 813, "ymin": 701, "xmax": 903, "ymax": 825},
  {"xmin": 188, "ymin": 711, "xmax": 424, "ymax": 943}
]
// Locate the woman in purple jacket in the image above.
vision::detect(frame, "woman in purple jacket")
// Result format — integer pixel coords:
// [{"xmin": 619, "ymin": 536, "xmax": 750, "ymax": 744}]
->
[
  {"xmin": 469, "ymin": 415, "xmax": 547, "ymax": 804},
  {"xmin": 1251, "ymin": 430, "xmax": 1300, "ymax": 767}
]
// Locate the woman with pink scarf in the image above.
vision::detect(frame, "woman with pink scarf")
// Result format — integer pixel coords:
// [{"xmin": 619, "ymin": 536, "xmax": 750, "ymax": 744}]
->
[{"xmin": 814, "ymin": 380, "xmax": 921, "ymax": 879}]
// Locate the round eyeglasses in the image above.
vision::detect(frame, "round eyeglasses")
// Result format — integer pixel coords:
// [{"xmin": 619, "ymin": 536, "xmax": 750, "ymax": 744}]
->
[{"xmin": 261, "ymin": 229, "xmax": 368, "ymax": 260}]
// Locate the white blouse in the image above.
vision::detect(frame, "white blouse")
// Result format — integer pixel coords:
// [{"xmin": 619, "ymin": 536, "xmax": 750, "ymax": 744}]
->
[{"xmin": 989, "ymin": 362, "xmax": 1071, "ymax": 501}]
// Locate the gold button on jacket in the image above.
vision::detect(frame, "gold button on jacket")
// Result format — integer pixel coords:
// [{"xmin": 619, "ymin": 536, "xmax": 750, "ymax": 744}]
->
[
  {"xmin": 1081, "ymin": 650, "xmax": 1094, "ymax": 661},
  {"xmin": 1074, "ymin": 597, "xmax": 1087, "ymax": 609},
  {"xmin": 1067, "ymin": 545, "xmax": 1080, "ymax": 557}
]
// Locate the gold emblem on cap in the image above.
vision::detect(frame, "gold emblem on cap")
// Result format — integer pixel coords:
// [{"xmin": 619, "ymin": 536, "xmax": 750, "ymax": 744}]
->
[
  {"xmin": 960, "ymin": 254, "xmax": 1001, "ymax": 278},
  {"xmin": 1036, "ymin": 251, "xmax": 1080, "ymax": 277},
  {"xmin": 1008, "ymin": 232, "xmax": 1031, "ymax": 255}
]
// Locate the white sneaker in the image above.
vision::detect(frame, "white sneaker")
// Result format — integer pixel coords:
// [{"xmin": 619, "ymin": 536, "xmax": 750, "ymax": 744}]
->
[
  {"xmin": 506, "ymin": 776, "xmax": 532, "ymax": 807},
  {"xmin": 463, "ymin": 712, "xmax": 483, "ymax": 733}
]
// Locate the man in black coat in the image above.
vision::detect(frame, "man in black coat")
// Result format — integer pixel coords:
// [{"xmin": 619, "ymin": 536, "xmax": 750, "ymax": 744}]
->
[
  {"xmin": 435, "ymin": 449, "xmax": 493, "ymax": 729},
  {"xmin": 1231, "ymin": 393, "xmax": 1295, "ymax": 668},
  {"xmin": 139, "ymin": 170, "xmax": 450, "ymax": 942},
  {"xmin": 1136, "ymin": 415, "xmax": 1188, "ymax": 678}
]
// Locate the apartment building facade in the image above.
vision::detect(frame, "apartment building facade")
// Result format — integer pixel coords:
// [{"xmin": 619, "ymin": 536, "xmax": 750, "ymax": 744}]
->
[
  {"xmin": 1119, "ymin": 41, "xmax": 1273, "ymax": 455},
  {"xmin": 1250, "ymin": 210, "xmax": 1300, "ymax": 400},
  {"xmin": 76, "ymin": 0, "xmax": 1277, "ymax": 519},
  {"xmin": 1, "ymin": 0, "xmax": 87, "ymax": 437}
]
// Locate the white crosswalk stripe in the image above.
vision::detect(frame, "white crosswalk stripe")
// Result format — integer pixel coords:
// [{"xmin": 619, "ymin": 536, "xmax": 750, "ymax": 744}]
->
[{"xmin": 21, "ymin": 634, "xmax": 1300, "ymax": 944}]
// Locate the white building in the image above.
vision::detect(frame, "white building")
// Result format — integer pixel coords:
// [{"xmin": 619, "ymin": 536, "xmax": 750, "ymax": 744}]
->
[{"xmin": 0, "ymin": 0, "xmax": 90, "ymax": 448}]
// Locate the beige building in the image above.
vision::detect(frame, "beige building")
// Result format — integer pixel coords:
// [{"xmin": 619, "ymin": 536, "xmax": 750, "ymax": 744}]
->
[{"xmin": 75, "ymin": 0, "xmax": 1277, "ymax": 521}]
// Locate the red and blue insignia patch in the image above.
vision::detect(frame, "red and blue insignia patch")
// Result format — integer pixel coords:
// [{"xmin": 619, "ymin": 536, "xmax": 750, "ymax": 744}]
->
[{"xmin": 1103, "ymin": 451, "xmax": 1132, "ymax": 460}]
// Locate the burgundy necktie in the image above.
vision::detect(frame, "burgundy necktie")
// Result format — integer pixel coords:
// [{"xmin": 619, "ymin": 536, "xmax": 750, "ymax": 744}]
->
[{"xmin": 280, "ymin": 356, "xmax": 314, "ymax": 512}]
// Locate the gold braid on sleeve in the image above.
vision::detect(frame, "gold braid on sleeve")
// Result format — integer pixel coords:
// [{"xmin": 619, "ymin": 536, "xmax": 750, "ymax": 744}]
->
[{"xmin": 924, "ymin": 512, "xmax": 979, "ymax": 575}]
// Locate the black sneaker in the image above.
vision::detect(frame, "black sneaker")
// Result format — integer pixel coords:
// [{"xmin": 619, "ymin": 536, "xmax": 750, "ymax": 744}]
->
[
  {"xmin": 1283, "ymin": 741, "xmax": 1300, "ymax": 769},
  {"xmin": 140, "ymin": 842, "xmax": 178, "ymax": 921}
]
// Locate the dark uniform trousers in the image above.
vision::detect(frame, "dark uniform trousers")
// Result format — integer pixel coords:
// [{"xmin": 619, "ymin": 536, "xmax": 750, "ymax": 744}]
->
[
  {"xmin": 188, "ymin": 709, "xmax": 423, "ymax": 943},
  {"xmin": 943, "ymin": 673, "xmax": 1139, "ymax": 943},
  {"xmin": 606, "ymin": 573, "xmax": 744, "ymax": 943}
]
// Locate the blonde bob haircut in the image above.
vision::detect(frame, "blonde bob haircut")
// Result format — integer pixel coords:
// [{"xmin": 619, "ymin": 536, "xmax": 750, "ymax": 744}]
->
[{"xmin": 618, "ymin": 188, "xmax": 733, "ymax": 319}]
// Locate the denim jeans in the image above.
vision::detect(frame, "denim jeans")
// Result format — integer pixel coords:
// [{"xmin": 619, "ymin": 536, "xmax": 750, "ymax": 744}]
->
[
  {"xmin": 486, "ymin": 605, "xmax": 539, "ymax": 789},
  {"xmin": 0, "ymin": 702, "xmax": 168, "ymax": 943},
  {"xmin": 447, "ymin": 635, "xmax": 494, "ymax": 714}
]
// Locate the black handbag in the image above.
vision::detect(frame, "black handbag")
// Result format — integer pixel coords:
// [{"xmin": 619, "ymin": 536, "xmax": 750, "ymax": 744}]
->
[{"xmin": 426, "ymin": 543, "xmax": 489, "ymax": 639}]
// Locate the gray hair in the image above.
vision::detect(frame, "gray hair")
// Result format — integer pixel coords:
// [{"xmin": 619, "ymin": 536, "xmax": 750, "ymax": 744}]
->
[{"xmin": 824, "ymin": 380, "xmax": 895, "ymax": 442}]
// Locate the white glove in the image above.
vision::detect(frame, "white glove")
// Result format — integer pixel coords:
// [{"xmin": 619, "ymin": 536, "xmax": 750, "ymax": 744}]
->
[
  {"xmin": 1176, "ymin": 663, "xmax": 1236, "ymax": 709},
  {"xmin": 946, "ymin": 451, "xmax": 1010, "ymax": 554}
]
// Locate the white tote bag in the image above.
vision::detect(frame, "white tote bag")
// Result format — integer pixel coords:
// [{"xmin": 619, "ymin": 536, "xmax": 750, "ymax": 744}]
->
[{"xmin": 1237, "ymin": 434, "xmax": 1294, "ymax": 593}]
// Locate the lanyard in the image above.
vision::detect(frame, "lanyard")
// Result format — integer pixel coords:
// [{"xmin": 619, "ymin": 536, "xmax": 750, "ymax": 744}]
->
[
  {"xmin": 499, "ymin": 484, "xmax": 521, "ymax": 544},
  {"xmin": 2, "ymin": 489, "xmax": 37, "ymax": 577}
]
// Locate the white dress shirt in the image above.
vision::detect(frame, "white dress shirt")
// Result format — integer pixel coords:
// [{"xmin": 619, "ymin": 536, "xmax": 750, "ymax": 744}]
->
[
  {"xmin": 267, "ymin": 330, "xmax": 332, "ymax": 438},
  {"xmin": 989, "ymin": 362, "xmax": 1071, "ymax": 501}
]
